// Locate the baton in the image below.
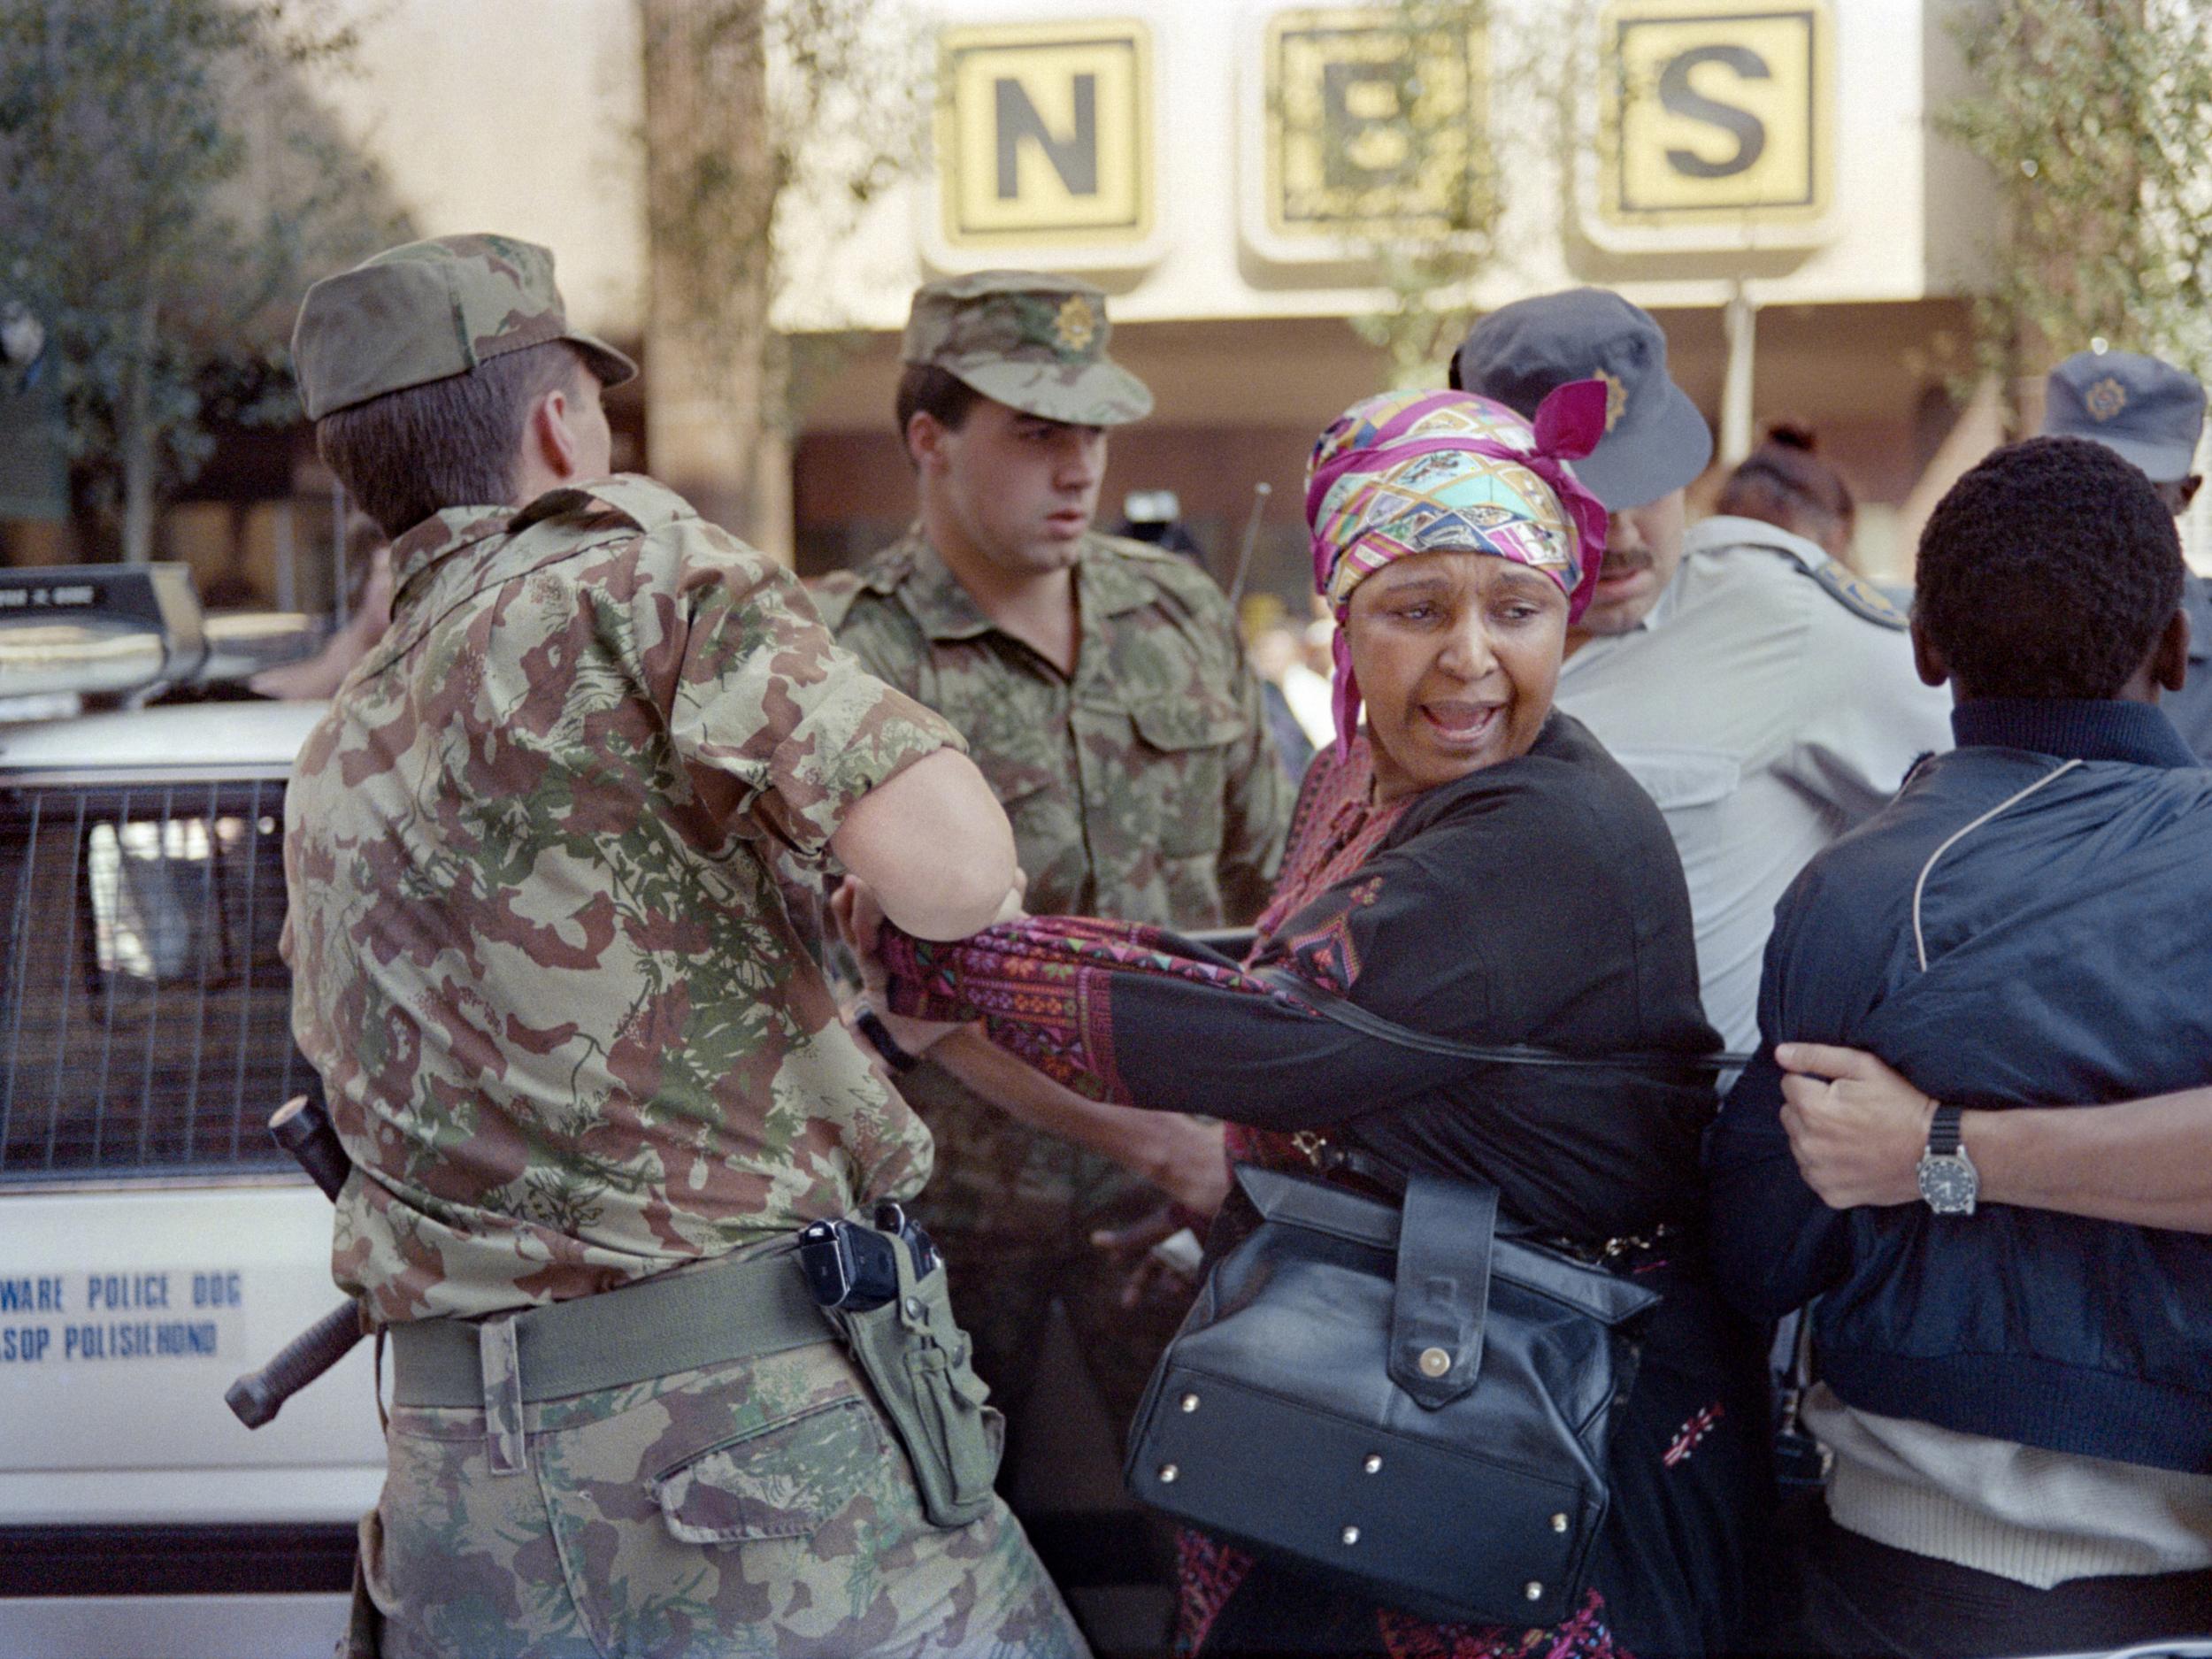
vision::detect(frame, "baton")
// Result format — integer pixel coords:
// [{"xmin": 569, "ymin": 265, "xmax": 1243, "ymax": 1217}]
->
[
  {"xmin": 225, "ymin": 1298, "xmax": 367, "ymax": 1429},
  {"xmin": 1225, "ymin": 481, "xmax": 1271, "ymax": 609},
  {"xmin": 271, "ymin": 1094, "xmax": 349, "ymax": 1201},
  {"xmin": 225, "ymin": 1096, "xmax": 372, "ymax": 1429}
]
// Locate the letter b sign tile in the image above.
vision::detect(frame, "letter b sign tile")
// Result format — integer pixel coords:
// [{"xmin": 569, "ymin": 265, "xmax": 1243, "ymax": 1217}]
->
[
  {"xmin": 1598, "ymin": 0, "xmax": 1829, "ymax": 230},
  {"xmin": 936, "ymin": 20, "xmax": 1153, "ymax": 252}
]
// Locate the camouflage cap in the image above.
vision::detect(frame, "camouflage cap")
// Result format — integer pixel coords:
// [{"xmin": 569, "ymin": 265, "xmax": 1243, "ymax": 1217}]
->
[
  {"xmin": 902, "ymin": 271, "xmax": 1152, "ymax": 427},
  {"xmin": 292, "ymin": 233, "xmax": 638, "ymax": 421}
]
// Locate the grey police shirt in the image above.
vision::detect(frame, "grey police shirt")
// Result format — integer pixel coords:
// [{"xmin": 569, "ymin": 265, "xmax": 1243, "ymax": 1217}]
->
[{"xmin": 1553, "ymin": 515, "xmax": 1955, "ymax": 1053}]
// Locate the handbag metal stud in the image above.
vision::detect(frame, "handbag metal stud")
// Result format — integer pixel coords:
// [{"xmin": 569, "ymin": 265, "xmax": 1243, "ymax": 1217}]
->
[
  {"xmin": 1342, "ymin": 1527, "xmax": 1361, "ymax": 1546},
  {"xmin": 1417, "ymin": 1346, "xmax": 1450, "ymax": 1378},
  {"xmin": 1525, "ymin": 1582, "xmax": 1543, "ymax": 1601},
  {"xmin": 1363, "ymin": 1454, "xmax": 1382, "ymax": 1474},
  {"xmin": 1550, "ymin": 1514, "xmax": 1568, "ymax": 1532},
  {"xmin": 1158, "ymin": 1463, "xmax": 1179, "ymax": 1484},
  {"xmin": 1180, "ymin": 1393, "xmax": 1200, "ymax": 1413}
]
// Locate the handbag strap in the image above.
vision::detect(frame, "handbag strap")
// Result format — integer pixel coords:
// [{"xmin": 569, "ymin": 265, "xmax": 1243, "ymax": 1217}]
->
[
  {"xmin": 1256, "ymin": 968, "xmax": 1752, "ymax": 1077},
  {"xmin": 1388, "ymin": 1169, "xmax": 1497, "ymax": 1409}
]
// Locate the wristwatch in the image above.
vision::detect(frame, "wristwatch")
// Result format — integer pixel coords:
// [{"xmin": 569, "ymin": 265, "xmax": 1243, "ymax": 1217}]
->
[
  {"xmin": 854, "ymin": 1005, "xmax": 919, "ymax": 1075},
  {"xmin": 1915, "ymin": 1102, "xmax": 1978, "ymax": 1216}
]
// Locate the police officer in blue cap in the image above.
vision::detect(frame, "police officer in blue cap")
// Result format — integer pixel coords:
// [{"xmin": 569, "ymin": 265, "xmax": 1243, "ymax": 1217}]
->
[
  {"xmin": 1451, "ymin": 290, "xmax": 1953, "ymax": 1052},
  {"xmin": 2042, "ymin": 348, "xmax": 2212, "ymax": 762}
]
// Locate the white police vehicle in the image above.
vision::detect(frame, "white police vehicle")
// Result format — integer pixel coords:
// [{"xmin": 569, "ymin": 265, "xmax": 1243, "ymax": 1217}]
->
[{"xmin": 0, "ymin": 566, "xmax": 375, "ymax": 1656}]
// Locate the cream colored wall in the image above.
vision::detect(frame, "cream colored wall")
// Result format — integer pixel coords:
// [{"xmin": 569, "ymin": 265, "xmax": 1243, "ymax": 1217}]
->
[
  {"xmin": 317, "ymin": 0, "xmax": 646, "ymax": 338},
  {"xmin": 312, "ymin": 0, "xmax": 1985, "ymax": 341}
]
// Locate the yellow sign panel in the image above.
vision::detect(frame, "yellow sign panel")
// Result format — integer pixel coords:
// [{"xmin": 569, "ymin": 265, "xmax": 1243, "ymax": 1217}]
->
[
  {"xmin": 937, "ymin": 20, "xmax": 1152, "ymax": 249},
  {"xmin": 1266, "ymin": 8, "xmax": 1487, "ymax": 241},
  {"xmin": 1600, "ymin": 0, "xmax": 1830, "ymax": 225}
]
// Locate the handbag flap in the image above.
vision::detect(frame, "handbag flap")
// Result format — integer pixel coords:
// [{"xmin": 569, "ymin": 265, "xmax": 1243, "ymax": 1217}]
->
[
  {"xmin": 1234, "ymin": 1165, "xmax": 1660, "ymax": 1327},
  {"xmin": 1387, "ymin": 1171, "xmax": 1494, "ymax": 1408}
]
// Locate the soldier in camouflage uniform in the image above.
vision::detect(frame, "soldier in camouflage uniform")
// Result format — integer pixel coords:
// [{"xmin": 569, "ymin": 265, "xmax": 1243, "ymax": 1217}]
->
[
  {"xmin": 814, "ymin": 274, "xmax": 1291, "ymax": 1506},
  {"xmin": 282, "ymin": 234, "xmax": 1086, "ymax": 1658}
]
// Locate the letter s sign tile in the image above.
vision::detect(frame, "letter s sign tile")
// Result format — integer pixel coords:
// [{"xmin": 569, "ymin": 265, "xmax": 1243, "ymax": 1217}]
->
[{"xmin": 1586, "ymin": 0, "xmax": 1832, "ymax": 250}]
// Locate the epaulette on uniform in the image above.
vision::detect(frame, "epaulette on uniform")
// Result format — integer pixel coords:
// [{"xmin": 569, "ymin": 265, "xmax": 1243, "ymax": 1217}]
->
[
  {"xmin": 808, "ymin": 540, "xmax": 923, "ymax": 633},
  {"xmin": 806, "ymin": 568, "xmax": 866, "ymax": 631},
  {"xmin": 1089, "ymin": 530, "xmax": 1237, "ymax": 618},
  {"xmin": 1801, "ymin": 557, "xmax": 1909, "ymax": 631}
]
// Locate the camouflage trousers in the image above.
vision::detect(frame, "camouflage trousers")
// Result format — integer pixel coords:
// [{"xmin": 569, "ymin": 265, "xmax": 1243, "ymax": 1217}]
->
[{"xmin": 343, "ymin": 1336, "xmax": 1087, "ymax": 1659}]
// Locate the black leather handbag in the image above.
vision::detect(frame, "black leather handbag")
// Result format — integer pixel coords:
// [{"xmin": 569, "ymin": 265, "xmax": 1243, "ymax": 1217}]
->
[{"xmin": 1125, "ymin": 1162, "xmax": 1660, "ymax": 1627}]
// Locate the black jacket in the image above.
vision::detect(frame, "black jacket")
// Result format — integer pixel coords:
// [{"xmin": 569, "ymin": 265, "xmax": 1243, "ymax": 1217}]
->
[{"xmin": 1709, "ymin": 697, "xmax": 2212, "ymax": 1473}]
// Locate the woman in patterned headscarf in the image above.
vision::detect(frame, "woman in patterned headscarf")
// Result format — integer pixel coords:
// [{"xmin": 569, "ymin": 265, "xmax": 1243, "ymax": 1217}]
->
[{"xmin": 850, "ymin": 386, "xmax": 1770, "ymax": 1657}]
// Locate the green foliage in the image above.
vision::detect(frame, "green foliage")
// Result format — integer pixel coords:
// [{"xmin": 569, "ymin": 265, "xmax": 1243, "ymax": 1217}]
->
[
  {"xmin": 0, "ymin": 0, "xmax": 411, "ymax": 557},
  {"xmin": 641, "ymin": 0, "xmax": 927, "ymax": 433},
  {"xmin": 1334, "ymin": 0, "xmax": 1502, "ymax": 388},
  {"xmin": 1939, "ymin": 0, "xmax": 2212, "ymax": 410}
]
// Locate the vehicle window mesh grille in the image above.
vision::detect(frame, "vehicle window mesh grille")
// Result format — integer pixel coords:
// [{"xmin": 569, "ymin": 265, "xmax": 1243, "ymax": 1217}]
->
[{"xmin": 0, "ymin": 780, "xmax": 317, "ymax": 1180}]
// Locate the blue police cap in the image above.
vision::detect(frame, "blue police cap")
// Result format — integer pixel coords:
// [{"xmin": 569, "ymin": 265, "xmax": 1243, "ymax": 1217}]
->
[
  {"xmin": 2041, "ymin": 349, "xmax": 2205, "ymax": 483},
  {"xmin": 1450, "ymin": 288, "xmax": 1712, "ymax": 511}
]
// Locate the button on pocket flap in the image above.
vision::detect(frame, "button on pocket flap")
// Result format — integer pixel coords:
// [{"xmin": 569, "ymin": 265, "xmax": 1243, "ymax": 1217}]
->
[
  {"xmin": 1131, "ymin": 700, "xmax": 1242, "ymax": 753},
  {"xmin": 652, "ymin": 1398, "xmax": 879, "ymax": 1546},
  {"xmin": 1609, "ymin": 746, "xmax": 1742, "ymax": 811}
]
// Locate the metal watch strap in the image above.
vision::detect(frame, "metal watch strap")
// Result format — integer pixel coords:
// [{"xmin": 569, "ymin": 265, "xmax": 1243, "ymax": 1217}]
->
[{"xmin": 1926, "ymin": 1102, "xmax": 1962, "ymax": 1156}]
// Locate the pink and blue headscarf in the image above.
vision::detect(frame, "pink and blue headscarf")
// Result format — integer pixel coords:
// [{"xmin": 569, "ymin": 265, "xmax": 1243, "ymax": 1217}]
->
[{"xmin": 1304, "ymin": 380, "xmax": 1611, "ymax": 744}]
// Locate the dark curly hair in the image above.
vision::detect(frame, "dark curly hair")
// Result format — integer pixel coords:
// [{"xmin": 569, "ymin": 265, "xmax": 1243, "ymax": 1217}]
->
[{"xmin": 1914, "ymin": 436, "xmax": 2183, "ymax": 701}]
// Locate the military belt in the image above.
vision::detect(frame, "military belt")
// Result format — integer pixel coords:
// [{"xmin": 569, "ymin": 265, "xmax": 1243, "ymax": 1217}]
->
[{"xmin": 387, "ymin": 1244, "xmax": 832, "ymax": 1411}]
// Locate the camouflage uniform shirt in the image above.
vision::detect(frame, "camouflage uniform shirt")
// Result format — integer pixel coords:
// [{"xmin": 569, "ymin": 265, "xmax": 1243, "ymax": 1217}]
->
[
  {"xmin": 815, "ymin": 526, "xmax": 1288, "ymax": 928},
  {"xmin": 283, "ymin": 476, "xmax": 962, "ymax": 1325}
]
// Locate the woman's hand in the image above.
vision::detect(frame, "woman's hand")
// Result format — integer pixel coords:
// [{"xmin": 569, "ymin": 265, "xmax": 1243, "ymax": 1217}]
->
[{"xmin": 1775, "ymin": 1041, "xmax": 1938, "ymax": 1209}]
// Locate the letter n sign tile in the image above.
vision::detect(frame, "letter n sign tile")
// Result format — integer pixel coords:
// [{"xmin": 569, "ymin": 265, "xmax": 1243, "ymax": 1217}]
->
[
  {"xmin": 1598, "ymin": 0, "xmax": 1830, "ymax": 228},
  {"xmin": 936, "ymin": 20, "xmax": 1153, "ymax": 250}
]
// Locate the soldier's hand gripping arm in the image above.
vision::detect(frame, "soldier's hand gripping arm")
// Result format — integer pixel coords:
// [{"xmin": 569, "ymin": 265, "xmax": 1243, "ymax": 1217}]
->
[{"xmin": 928, "ymin": 1030, "xmax": 1233, "ymax": 1215}]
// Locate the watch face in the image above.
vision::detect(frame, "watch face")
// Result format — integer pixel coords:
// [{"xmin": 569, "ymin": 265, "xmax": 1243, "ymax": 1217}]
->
[{"xmin": 1917, "ymin": 1155, "xmax": 1978, "ymax": 1214}]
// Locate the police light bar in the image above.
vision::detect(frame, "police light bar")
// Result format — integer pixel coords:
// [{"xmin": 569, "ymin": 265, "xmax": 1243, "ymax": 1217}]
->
[{"xmin": 0, "ymin": 564, "xmax": 209, "ymax": 701}]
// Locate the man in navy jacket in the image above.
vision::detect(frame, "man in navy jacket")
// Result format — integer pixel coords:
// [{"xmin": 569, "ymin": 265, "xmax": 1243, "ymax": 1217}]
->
[{"xmin": 1709, "ymin": 436, "xmax": 2212, "ymax": 1655}]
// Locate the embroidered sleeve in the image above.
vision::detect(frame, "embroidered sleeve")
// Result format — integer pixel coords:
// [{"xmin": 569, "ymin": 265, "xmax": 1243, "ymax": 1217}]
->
[{"xmin": 882, "ymin": 917, "xmax": 1302, "ymax": 1102}]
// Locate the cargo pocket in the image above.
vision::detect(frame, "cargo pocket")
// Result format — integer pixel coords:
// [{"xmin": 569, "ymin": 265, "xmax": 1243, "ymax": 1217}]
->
[
  {"xmin": 1130, "ymin": 700, "xmax": 1241, "ymax": 857},
  {"xmin": 833, "ymin": 1244, "xmax": 1004, "ymax": 1528},
  {"xmin": 651, "ymin": 1396, "xmax": 882, "ymax": 1546}
]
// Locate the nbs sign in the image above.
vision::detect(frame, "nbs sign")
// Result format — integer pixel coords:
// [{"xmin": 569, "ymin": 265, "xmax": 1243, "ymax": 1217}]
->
[{"xmin": 924, "ymin": 5, "xmax": 1836, "ymax": 273}]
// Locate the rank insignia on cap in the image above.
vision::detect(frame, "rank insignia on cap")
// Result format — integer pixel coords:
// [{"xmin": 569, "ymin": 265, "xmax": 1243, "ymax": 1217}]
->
[
  {"xmin": 1055, "ymin": 295, "xmax": 1097, "ymax": 355},
  {"xmin": 1595, "ymin": 368, "xmax": 1628, "ymax": 434},
  {"xmin": 2085, "ymin": 376, "xmax": 2129, "ymax": 422}
]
